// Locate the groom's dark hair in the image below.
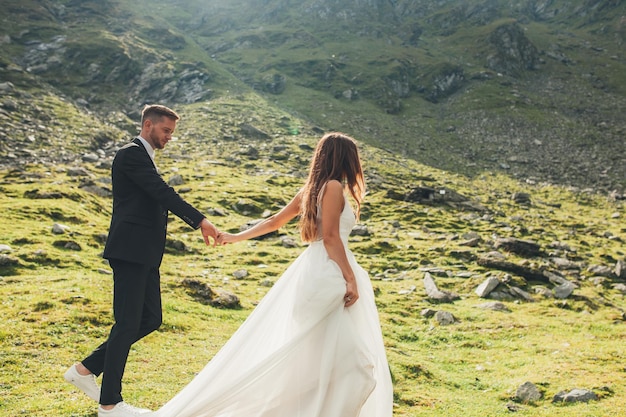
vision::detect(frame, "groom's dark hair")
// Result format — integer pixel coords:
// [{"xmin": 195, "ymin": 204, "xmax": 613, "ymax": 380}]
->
[{"xmin": 141, "ymin": 104, "xmax": 180, "ymax": 125}]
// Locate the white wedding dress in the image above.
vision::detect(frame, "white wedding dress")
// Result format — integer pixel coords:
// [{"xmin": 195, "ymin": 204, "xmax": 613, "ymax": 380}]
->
[{"xmin": 149, "ymin": 195, "xmax": 393, "ymax": 417}]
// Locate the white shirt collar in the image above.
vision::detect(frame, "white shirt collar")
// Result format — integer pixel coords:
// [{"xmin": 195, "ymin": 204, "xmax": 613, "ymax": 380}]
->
[{"xmin": 137, "ymin": 136, "xmax": 156, "ymax": 163}]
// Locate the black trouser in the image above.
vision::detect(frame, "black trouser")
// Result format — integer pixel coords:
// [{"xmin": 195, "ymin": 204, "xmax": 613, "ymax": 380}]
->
[{"xmin": 81, "ymin": 259, "xmax": 162, "ymax": 405}]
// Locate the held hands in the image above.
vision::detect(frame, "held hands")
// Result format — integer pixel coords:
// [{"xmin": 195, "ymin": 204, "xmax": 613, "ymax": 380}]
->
[
  {"xmin": 199, "ymin": 218, "xmax": 219, "ymax": 246},
  {"xmin": 217, "ymin": 232, "xmax": 240, "ymax": 245},
  {"xmin": 199, "ymin": 219, "xmax": 242, "ymax": 246}
]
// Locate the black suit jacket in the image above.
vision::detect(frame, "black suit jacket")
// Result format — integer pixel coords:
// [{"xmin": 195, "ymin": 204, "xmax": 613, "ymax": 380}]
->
[{"xmin": 103, "ymin": 138, "xmax": 205, "ymax": 267}]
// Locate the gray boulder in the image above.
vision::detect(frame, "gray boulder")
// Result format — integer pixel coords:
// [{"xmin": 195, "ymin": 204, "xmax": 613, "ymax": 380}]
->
[
  {"xmin": 475, "ymin": 276, "xmax": 500, "ymax": 298},
  {"xmin": 434, "ymin": 310, "xmax": 456, "ymax": 325},
  {"xmin": 423, "ymin": 272, "xmax": 459, "ymax": 303},
  {"xmin": 553, "ymin": 389, "xmax": 598, "ymax": 403},
  {"xmin": 515, "ymin": 381, "xmax": 542, "ymax": 403}
]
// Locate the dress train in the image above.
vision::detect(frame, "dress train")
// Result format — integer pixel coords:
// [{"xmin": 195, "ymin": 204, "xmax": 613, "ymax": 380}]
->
[{"xmin": 149, "ymin": 200, "xmax": 393, "ymax": 417}]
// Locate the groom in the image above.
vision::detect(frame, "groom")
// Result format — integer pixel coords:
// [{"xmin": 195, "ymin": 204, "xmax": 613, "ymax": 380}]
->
[{"xmin": 64, "ymin": 104, "xmax": 219, "ymax": 417}]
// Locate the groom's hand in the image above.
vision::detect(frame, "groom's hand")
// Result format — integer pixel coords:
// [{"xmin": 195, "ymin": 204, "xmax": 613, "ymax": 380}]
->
[{"xmin": 199, "ymin": 218, "xmax": 218, "ymax": 247}]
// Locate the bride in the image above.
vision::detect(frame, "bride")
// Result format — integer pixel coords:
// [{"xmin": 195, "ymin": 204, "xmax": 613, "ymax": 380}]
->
[{"xmin": 148, "ymin": 132, "xmax": 393, "ymax": 417}]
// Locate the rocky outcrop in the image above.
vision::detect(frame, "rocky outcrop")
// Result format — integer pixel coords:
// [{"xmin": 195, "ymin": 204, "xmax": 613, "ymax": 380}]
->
[
  {"xmin": 130, "ymin": 63, "xmax": 213, "ymax": 105},
  {"xmin": 418, "ymin": 63, "xmax": 466, "ymax": 103},
  {"xmin": 1, "ymin": 0, "xmax": 625, "ymax": 194},
  {"xmin": 486, "ymin": 22, "xmax": 540, "ymax": 77}
]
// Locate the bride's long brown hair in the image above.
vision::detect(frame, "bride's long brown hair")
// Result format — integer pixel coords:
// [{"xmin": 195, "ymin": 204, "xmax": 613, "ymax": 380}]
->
[{"xmin": 299, "ymin": 132, "xmax": 366, "ymax": 242}]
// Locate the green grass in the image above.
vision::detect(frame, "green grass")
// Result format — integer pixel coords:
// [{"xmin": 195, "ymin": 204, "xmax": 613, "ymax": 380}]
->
[{"xmin": 1, "ymin": 101, "xmax": 625, "ymax": 415}]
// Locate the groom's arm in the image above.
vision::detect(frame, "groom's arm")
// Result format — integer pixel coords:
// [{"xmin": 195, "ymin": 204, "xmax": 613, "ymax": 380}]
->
[{"xmin": 118, "ymin": 145, "xmax": 214, "ymax": 237}]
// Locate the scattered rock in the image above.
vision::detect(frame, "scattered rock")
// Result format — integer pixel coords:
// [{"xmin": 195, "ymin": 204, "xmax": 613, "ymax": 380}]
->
[
  {"xmin": 548, "ymin": 241, "xmax": 575, "ymax": 252},
  {"xmin": 543, "ymin": 270, "xmax": 571, "ymax": 286},
  {"xmin": 81, "ymin": 153, "xmax": 99, "ymax": 163},
  {"xmin": 477, "ymin": 255, "xmax": 545, "ymax": 282},
  {"xmin": 239, "ymin": 123, "xmax": 270, "ymax": 139},
  {"xmin": 168, "ymin": 174, "xmax": 184, "ymax": 186},
  {"xmin": 475, "ymin": 301, "xmax": 511, "ymax": 312},
  {"xmin": 181, "ymin": 278, "xmax": 239, "ymax": 308},
  {"xmin": 475, "ymin": 276, "xmax": 501, "ymax": 298},
  {"xmin": 611, "ymin": 283, "xmax": 626, "ymax": 293},
  {"xmin": 0, "ymin": 81, "xmax": 14, "ymax": 92},
  {"xmin": 615, "ymin": 259, "xmax": 625, "ymax": 279},
  {"xmin": 488, "ymin": 290, "xmax": 516, "ymax": 301},
  {"xmin": 385, "ymin": 185, "xmax": 487, "ymax": 211},
  {"xmin": 448, "ymin": 249, "xmax": 477, "ymax": 261},
  {"xmin": 233, "ymin": 269, "xmax": 248, "ymax": 279},
  {"xmin": 81, "ymin": 184, "xmax": 112, "ymax": 197},
  {"xmin": 52, "ymin": 223, "xmax": 70, "ymax": 234},
  {"xmin": 210, "ymin": 291, "xmax": 241, "ymax": 309},
  {"xmin": 434, "ymin": 310, "xmax": 456, "ymax": 325},
  {"xmin": 515, "ymin": 381, "xmax": 542, "ymax": 403},
  {"xmin": 459, "ymin": 237, "xmax": 481, "ymax": 247},
  {"xmin": 0, "ymin": 254, "xmax": 19, "ymax": 267},
  {"xmin": 67, "ymin": 167, "xmax": 92, "ymax": 177},
  {"xmin": 233, "ymin": 199, "xmax": 263, "ymax": 216},
  {"xmin": 550, "ymin": 257, "xmax": 580, "ymax": 270},
  {"xmin": 280, "ymin": 236, "xmax": 299, "ymax": 248},
  {"xmin": 419, "ymin": 267, "xmax": 450, "ymax": 277},
  {"xmin": 553, "ymin": 388, "xmax": 598, "ymax": 403},
  {"xmin": 533, "ymin": 286, "xmax": 553, "ymax": 298},
  {"xmin": 587, "ymin": 264, "xmax": 615, "ymax": 278},
  {"xmin": 494, "ymin": 237, "xmax": 542, "ymax": 257},
  {"xmin": 512, "ymin": 192, "xmax": 531, "ymax": 204},
  {"xmin": 166, "ymin": 239, "xmax": 188, "ymax": 252},
  {"xmin": 350, "ymin": 224, "xmax": 370, "ymax": 236},
  {"xmin": 53, "ymin": 240, "xmax": 81, "ymax": 251},
  {"xmin": 553, "ymin": 282, "xmax": 576, "ymax": 299},
  {"xmin": 24, "ymin": 189, "xmax": 63, "ymax": 200},
  {"xmin": 240, "ymin": 145, "xmax": 259, "ymax": 160},
  {"xmin": 423, "ymin": 272, "xmax": 459, "ymax": 303},
  {"xmin": 207, "ymin": 207, "xmax": 228, "ymax": 217},
  {"xmin": 509, "ymin": 286, "xmax": 535, "ymax": 302},
  {"xmin": 505, "ymin": 402, "xmax": 521, "ymax": 412}
]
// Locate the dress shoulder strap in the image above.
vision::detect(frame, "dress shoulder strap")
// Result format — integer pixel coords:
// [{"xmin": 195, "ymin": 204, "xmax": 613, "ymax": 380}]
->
[
  {"xmin": 317, "ymin": 183, "xmax": 328, "ymax": 208},
  {"xmin": 316, "ymin": 183, "xmax": 327, "ymax": 222}
]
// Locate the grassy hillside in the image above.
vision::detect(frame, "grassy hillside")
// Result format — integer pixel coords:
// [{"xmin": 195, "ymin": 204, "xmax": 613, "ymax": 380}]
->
[
  {"xmin": 1, "ymin": 94, "xmax": 625, "ymax": 416},
  {"xmin": 0, "ymin": 1, "xmax": 625, "ymax": 415},
  {"xmin": 1, "ymin": 0, "xmax": 624, "ymax": 191},
  {"xmin": 146, "ymin": 0, "xmax": 626, "ymax": 190}
]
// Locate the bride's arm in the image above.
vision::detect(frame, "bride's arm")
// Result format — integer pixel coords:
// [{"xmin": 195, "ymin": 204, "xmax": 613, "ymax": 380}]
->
[
  {"xmin": 218, "ymin": 192, "xmax": 302, "ymax": 244},
  {"xmin": 321, "ymin": 180, "xmax": 359, "ymax": 307}
]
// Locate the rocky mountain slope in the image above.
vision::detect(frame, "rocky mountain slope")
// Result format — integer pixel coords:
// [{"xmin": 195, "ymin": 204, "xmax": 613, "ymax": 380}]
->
[{"xmin": 0, "ymin": 0, "xmax": 624, "ymax": 191}]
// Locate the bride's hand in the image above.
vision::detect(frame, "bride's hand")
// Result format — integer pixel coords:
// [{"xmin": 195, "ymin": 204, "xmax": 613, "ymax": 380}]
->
[
  {"xmin": 217, "ymin": 232, "xmax": 237, "ymax": 245},
  {"xmin": 344, "ymin": 281, "xmax": 358, "ymax": 307}
]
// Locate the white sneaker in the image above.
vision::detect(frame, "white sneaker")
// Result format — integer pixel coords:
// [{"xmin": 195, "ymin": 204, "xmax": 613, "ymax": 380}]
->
[
  {"xmin": 98, "ymin": 401, "xmax": 152, "ymax": 417},
  {"xmin": 64, "ymin": 363, "xmax": 100, "ymax": 401}
]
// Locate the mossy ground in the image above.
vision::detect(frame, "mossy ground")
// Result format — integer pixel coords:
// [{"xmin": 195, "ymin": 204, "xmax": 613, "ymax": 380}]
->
[{"xmin": 1, "ymin": 95, "xmax": 624, "ymax": 416}]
